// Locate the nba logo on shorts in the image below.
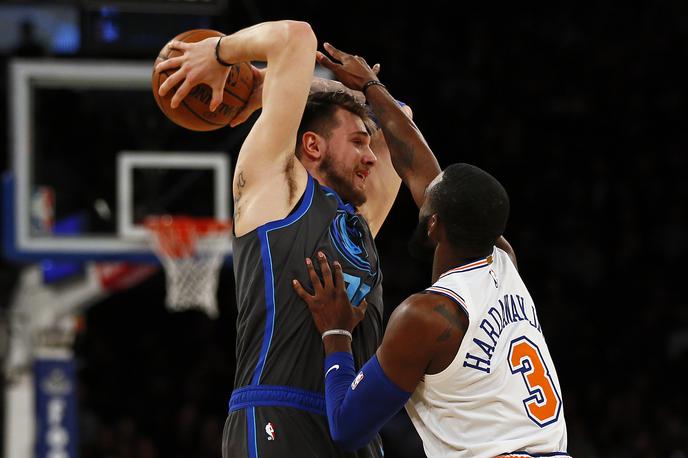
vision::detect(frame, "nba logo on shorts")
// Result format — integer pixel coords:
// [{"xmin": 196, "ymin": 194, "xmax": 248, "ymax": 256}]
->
[{"xmin": 265, "ymin": 422, "xmax": 276, "ymax": 441}]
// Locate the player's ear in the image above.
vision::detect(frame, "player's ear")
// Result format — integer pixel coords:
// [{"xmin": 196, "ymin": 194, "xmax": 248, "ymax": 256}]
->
[{"xmin": 300, "ymin": 131, "xmax": 324, "ymax": 161}]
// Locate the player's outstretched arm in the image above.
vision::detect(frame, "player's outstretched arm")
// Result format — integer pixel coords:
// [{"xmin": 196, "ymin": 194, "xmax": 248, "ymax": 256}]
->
[
  {"xmin": 293, "ymin": 254, "xmax": 463, "ymax": 451},
  {"xmin": 317, "ymin": 42, "xmax": 441, "ymax": 210},
  {"xmin": 158, "ymin": 21, "xmax": 317, "ymax": 236},
  {"xmin": 321, "ymin": 293, "xmax": 465, "ymax": 450},
  {"xmin": 317, "ymin": 44, "xmax": 517, "ymax": 258}
]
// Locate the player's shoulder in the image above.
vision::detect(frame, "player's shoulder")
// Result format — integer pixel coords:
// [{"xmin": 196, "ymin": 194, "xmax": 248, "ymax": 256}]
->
[
  {"xmin": 390, "ymin": 292, "xmax": 463, "ymax": 329},
  {"xmin": 384, "ymin": 292, "xmax": 468, "ymax": 352},
  {"xmin": 404, "ymin": 291, "xmax": 457, "ymax": 307}
]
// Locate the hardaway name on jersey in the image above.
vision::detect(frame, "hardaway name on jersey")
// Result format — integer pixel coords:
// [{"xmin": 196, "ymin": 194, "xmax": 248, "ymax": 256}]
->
[{"xmin": 405, "ymin": 247, "xmax": 568, "ymax": 458}]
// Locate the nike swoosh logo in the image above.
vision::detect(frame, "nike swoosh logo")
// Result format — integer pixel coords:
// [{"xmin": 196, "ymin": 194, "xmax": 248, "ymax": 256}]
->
[{"xmin": 325, "ymin": 364, "xmax": 340, "ymax": 378}]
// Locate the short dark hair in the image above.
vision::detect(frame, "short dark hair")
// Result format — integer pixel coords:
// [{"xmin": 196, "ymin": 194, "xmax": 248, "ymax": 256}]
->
[
  {"xmin": 296, "ymin": 91, "xmax": 371, "ymax": 154},
  {"xmin": 428, "ymin": 163, "xmax": 510, "ymax": 257}
]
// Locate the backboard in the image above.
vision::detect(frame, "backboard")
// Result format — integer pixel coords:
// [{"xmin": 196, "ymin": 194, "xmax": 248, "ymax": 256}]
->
[{"xmin": 4, "ymin": 59, "xmax": 240, "ymax": 262}]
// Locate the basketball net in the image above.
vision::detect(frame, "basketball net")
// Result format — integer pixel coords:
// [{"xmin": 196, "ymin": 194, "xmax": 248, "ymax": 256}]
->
[{"xmin": 145, "ymin": 216, "xmax": 231, "ymax": 319}]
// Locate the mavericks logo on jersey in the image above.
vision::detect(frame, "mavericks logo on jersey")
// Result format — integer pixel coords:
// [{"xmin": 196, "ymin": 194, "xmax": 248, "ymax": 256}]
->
[{"xmin": 328, "ymin": 211, "xmax": 377, "ymax": 306}]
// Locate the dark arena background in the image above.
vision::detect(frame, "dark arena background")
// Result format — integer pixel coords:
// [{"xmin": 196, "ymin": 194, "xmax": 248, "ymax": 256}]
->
[{"xmin": 1, "ymin": 1, "xmax": 687, "ymax": 457}]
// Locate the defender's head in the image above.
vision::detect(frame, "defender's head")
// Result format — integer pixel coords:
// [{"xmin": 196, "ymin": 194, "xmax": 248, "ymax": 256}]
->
[
  {"xmin": 410, "ymin": 163, "xmax": 510, "ymax": 261},
  {"xmin": 296, "ymin": 91, "xmax": 377, "ymax": 207}
]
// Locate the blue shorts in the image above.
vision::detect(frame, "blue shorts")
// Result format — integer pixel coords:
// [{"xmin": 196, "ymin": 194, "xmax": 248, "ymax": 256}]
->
[
  {"xmin": 222, "ymin": 401, "xmax": 384, "ymax": 458},
  {"xmin": 222, "ymin": 387, "xmax": 384, "ymax": 458}
]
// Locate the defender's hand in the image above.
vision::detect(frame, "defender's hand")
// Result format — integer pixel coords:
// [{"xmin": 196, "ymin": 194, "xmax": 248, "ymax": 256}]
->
[
  {"xmin": 316, "ymin": 42, "xmax": 381, "ymax": 93},
  {"xmin": 292, "ymin": 252, "xmax": 367, "ymax": 335},
  {"xmin": 156, "ymin": 37, "xmax": 230, "ymax": 111}
]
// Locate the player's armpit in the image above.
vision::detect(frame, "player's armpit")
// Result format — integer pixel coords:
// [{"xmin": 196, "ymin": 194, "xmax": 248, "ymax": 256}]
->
[
  {"xmin": 231, "ymin": 21, "xmax": 316, "ymax": 236},
  {"xmin": 233, "ymin": 152, "xmax": 308, "ymax": 237}
]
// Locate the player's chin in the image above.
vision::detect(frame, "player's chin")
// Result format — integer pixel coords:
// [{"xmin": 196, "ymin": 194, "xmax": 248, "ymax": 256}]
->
[
  {"xmin": 356, "ymin": 180, "xmax": 369, "ymax": 195},
  {"xmin": 349, "ymin": 186, "xmax": 367, "ymax": 207}
]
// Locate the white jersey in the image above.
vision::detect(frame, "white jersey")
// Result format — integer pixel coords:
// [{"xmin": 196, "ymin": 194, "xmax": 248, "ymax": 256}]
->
[{"xmin": 405, "ymin": 247, "xmax": 568, "ymax": 458}]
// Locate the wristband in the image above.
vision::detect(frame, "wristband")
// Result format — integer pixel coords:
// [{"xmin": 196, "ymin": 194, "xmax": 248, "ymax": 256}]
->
[
  {"xmin": 215, "ymin": 35, "xmax": 233, "ymax": 67},
  {"xmin": 362, "ymin": 80, "xmax": 385, "ymax": 94},
  {"xmin": 322, "ymin": 329, "xmax": 353, "ymax": 341}
]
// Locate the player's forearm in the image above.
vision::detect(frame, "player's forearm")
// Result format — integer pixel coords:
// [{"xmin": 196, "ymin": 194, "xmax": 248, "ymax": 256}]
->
[
  {"xmin": 323, "ymin": 353, "xmax": 411, "ymax": 451},
  {"xmin": 218, "ymin": 20, "xmax": 316, "ymax": 64},
  {"xmin": 365, "ymin": 84, "xmax": 441, "ymax": 208}
]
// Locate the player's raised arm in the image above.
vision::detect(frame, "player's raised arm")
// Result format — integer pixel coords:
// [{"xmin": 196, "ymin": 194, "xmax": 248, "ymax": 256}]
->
[
  {"xmin": 317, "ymin": 42, "xmax": 440, "ymax": 211},
  {"xmin": 156, "ymin": 21, "xmax": 317, "ymax": 236},
  {"xmin": 317, "ymin": 43, "xmax": 517, "ymax": 258}
]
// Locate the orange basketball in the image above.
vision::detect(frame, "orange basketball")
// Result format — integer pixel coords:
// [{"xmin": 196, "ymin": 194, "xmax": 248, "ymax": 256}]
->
[{"xmin": 152, "ymin": 29, "xmax": 254, "ymax": 131}]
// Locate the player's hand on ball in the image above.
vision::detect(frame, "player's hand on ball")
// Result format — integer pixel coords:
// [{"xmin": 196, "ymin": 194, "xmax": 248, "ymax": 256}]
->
[
  {"xmin": 316, "ymin": 42, "xmax": 380, "ymax": 93},
  {"xmin": 156, "ymin": 37, "xmax": 230, "ymax": 111},
  {"xmin": 293, "ymin": 252, "xmax": 367, "ymax": 335}
]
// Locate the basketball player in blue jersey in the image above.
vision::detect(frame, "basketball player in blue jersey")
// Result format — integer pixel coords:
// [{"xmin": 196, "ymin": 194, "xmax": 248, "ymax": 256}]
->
[
  {"xmin": 155, "ymin": 21, "xmax": 431, "ymax": 458},
  {"xmin": 294, "ymin": 46, "xmax": 570, "ymax": 458}
]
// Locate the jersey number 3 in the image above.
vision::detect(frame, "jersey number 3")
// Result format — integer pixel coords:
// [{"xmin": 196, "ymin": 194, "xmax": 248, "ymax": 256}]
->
[{"xmin": 508, "ymin": 336, "xmax": 562, "ymax": 427}]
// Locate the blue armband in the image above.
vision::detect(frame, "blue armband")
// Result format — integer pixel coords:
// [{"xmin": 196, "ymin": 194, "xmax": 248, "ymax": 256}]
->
[{"xmin": 324, "ymin": 353, "xmax": 412, "ymax": 451}]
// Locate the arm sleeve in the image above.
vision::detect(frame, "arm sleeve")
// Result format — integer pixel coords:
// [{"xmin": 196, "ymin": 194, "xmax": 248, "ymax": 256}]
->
[{"xmin": 323, "ymin": 352, "xmax": 412, "ymax": 451}]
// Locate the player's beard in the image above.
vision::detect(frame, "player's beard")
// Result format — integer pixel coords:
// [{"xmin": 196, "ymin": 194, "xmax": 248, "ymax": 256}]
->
[
  {"xmin": 319, "ymin": 154, "xmax": 366, "ymax": 207},
  {"xmin": 408, "ymin": 215, "xmax": 435, "ymax": 263}
]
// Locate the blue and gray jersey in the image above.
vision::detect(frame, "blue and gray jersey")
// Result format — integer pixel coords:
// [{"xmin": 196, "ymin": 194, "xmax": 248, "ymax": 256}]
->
[{"xmin": 231, "ymin": 173, "xmax": 383, "ymax": 398}]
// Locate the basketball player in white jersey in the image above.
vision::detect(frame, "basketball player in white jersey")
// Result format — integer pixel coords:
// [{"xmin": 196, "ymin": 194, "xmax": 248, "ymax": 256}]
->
[{"xmin": 293, "ymin": 46, "xmax": 570, "ymax": 458}]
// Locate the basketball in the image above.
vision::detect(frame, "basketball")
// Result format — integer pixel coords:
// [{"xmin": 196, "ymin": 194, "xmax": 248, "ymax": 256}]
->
[{"xmin": 152, "ymin": 29, "xmax": 254, "ymax": 131}]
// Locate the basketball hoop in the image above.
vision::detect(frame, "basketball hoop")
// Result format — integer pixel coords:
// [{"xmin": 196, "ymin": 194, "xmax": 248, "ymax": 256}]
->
[{"xmin": 145, "ymin": 216, "xmax": 231, "ymax": 318}]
